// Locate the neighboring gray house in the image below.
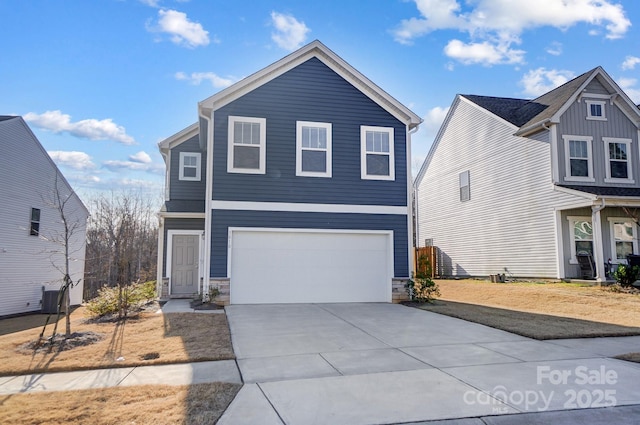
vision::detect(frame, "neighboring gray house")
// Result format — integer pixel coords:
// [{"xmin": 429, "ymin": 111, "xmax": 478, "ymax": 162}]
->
[
  {"xmin": 415, "ymin": 67, "xmax": 640, "ymax": 281},
  {"xmin": 157, "ymin": 40, "xmax": 422, "ymax": 304},
  {"xmin": 0, "ymin": 116, "xmax": 88, "ymax": 316}
]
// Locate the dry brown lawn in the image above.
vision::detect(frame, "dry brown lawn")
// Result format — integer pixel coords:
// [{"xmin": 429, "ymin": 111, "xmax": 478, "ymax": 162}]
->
[
  {"xmin": 0, "ymin": 382, "xmax": 242, "ymax": 425},
  {"xmin": 0, "ymin": 306, "xmax": 234, "ymax": 376},
  {"xmin": 416, "ymin": 279, "xmax": 640, "ymax": 340}
]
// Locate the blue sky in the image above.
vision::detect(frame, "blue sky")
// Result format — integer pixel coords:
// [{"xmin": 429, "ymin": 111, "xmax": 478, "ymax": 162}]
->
[{"xmin": 1, "ymin": 0, "xmax": 639, "ymax": 197}]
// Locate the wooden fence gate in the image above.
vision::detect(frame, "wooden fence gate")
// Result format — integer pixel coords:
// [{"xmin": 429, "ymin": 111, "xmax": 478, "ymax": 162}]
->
[{"xmin": 414, "ymin": 246, "xmax": 438, "ymax": 278}]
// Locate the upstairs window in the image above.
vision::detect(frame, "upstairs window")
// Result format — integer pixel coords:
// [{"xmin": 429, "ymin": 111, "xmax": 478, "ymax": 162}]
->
[
  {"xmin": 459, "ymin": 171, "xmax": 470, "ymax": 202},
  {"xmin": 604, "ymin": 138, "xmax": 633, "ymax": 183},
  {"xmin": 179, "ymin": 152, "xmax": 201, "ymax": 181},
  {"xmin": 29, "ymin": 208, "xmax": 40, "ymax": 236},
  {"xmin": 586, "ymin": 100, "xmax": 606, "ymax": 121},
  {"xmin": 228, "ymin": 116, "xmax": 266, "ymax": 174},
  {"xmin": 296, "ymin": 121, "xmax": 332, "ymax": 177},
  {"xmin": 361, "ymin": 126, "xmax": 394, "ymax": 181},
  {"xmin": 563, "ymin": 135, "xmax": 594, "ymax": 182}
]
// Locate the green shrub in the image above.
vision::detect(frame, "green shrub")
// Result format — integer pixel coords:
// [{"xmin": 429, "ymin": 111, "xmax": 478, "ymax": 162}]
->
[
  {"xmin": 86, "ymin": 280, "xmax": 157, "ymax": 318},
  {"xmin": 613, "ymin": 264, "xmax": 640, "ymax": 288},
  {"xmin": 405, "ymin": 253, "xmax": 441, "ymax": 303}
]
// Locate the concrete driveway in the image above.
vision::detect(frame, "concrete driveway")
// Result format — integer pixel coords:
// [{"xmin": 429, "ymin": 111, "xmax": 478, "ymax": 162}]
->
[{"xmin": 219, "ymin": 303, "xmax": 640, "ymax": 425}]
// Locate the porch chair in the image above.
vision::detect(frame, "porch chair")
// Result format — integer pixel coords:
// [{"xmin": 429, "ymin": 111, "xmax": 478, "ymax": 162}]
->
[{"xmin": 576, "ymin": 252, "xmax": 596, "ymax": 280}]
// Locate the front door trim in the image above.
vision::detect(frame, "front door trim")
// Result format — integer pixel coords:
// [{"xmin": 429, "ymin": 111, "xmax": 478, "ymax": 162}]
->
[{"xmin": 167, "ymin": 230, "xmax": 204, "ymax": 297}]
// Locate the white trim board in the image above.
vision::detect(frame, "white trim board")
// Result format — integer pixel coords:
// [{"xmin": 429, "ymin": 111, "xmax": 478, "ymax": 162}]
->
[{"xmin": 210, "ymin": 200, "xmax": 408, "ymax": 215}]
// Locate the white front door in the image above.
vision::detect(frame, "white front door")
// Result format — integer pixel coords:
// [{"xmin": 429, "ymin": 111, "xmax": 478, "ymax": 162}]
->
[{"xmin": 229, "ymin": 229, "xmax": 392, "ymax": 304}]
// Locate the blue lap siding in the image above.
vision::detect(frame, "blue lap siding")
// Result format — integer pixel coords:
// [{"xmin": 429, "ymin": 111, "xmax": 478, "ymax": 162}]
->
[
  {"xmin": 210, "ymin": 210, "xmax": 409, "ymax": 278},
  {"xmin": 211, "ymin": 57, "xmax": 408, "ymax": 206}
]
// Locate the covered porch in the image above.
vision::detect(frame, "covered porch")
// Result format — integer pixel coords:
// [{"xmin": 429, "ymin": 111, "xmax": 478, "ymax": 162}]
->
[{"xmin": 555, "ymin": 186, "xmax": 640, "ymax": 282}]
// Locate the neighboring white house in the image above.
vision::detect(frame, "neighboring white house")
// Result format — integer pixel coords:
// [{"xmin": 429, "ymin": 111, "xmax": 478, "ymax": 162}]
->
[
  {"xmin": 415, "ymin": 67, "xmax": 640, "ymax": 281},
  {"xmin": 0, "ymin": 116, "xmax": 88, "ymax": 317}
]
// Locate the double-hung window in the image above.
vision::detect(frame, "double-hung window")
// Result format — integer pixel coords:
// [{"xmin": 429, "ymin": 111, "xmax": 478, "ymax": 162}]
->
[
  {"xmin": 361, "ymin": 126, "xmax": 394, "ymax": 180},
  {"xmin": 228, "ymin": 116, "xmax": 266, "ymax": 174},
  {"xmin": 29, "ymin": 208, "xmax": 40, "ymax": 236},
  {"xmin": 296, "ymin": 121, "xmax": 332, "ymax": 177},
  {"xmin": 459, "ymin": 171, "xmax": 470, "ymax": 202},
  {"xmin": 608, "ymin": 218, "xmax": 638, "ymax": 263},
  {"xmin": 179, "ymin": 152, "xmax": 201, "ymax": 181},
  {"xmin": 563, "ymin": 135, "xmax": 594, "ymax": 182},
  {"xmin": 568, "ymin": 216, "xmax": 593, "ymax": 263},
  {"xmin": 586, "ymin": 100, "xmax": 606, "ymax": 121},
  {"xmin": 604, "ymin": 137, "xmax": 633, "ymax": 182}
]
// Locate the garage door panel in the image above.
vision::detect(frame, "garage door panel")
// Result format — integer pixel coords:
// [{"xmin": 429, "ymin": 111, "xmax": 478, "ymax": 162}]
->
[{"xmin": 230, "ymin": 230, "xmax": 391, "ymax": 304}]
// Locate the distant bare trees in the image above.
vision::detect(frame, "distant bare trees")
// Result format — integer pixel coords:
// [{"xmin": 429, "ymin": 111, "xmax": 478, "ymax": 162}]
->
[{"xmin": 84, "ymin": 192, "xmax": 159, "ymax": 306}]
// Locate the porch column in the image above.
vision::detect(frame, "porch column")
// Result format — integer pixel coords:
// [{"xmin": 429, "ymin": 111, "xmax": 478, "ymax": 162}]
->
[{"xmin": 591, "ymin": 205, "xmax": 606, "ymax": 281}]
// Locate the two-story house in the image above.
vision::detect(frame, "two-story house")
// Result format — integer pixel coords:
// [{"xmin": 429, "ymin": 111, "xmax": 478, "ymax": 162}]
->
[
  {"xmin": 415, "ymin": 67, "xmax": 640, "ymax": 281},
  {"xmin": 0, "ymin": 116, "xmax": 88, "ymax": 317},
  {"xmin": 157, "ymin": 41, "xmax": 421, "ymax": 304}
]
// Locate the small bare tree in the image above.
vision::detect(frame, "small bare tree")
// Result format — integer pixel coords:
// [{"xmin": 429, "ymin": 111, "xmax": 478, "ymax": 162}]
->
[{"xmin": 38, "ymin": 172, "xmax": 87, "ymax": 343}]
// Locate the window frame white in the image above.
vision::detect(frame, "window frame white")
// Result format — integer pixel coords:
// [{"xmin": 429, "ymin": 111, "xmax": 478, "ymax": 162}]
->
[
  {"xmin": 360, "ymin": 125, "xmax": 395, "ymax": 181},
  {"xmin": 567, "ymin": 216, "xmax": 593, "ymax": 264},
  {"xmin": 608, "ymin": 217, "xmax": 638, "ymax": 264},
  {"xmin": 296, "ymin": 121, "xmax": 332, "ymax": 178},
  {"xmin": 179, "ymin": 152, "xmax": 201, "ymax": 181},
  {"xmin": 459, "ymin": 170, "xmax": 470, "ymax": 202},
  {"xmin": 586, "ymin": 100, "xmax": 607, "ymax": 121},
  {"xmin": 562, "ymin": 135, "xmax": 594, "ymax": 182},
  {"xmin": 227, "ymin": 116, "xmax": 266, "ymax": 174},
  {"xmin": 603, "ymin": 137, "xmax": 634, "ymax": 183}
]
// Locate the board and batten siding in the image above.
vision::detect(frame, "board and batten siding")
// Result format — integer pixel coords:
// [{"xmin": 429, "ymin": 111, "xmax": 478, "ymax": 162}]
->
[
  {"xmin": 0, "ymin": 118, "xmax": 87, "ymax": 316},
  {"xmin": 168, "ymin": 134, "xmax": 207, "ymax": 202},
  {"xmin": 210, "ymin": 210, "xmax": 408, "ymax": 278},
  {"xmin": 416, "ymin": 96, "xmax": 585, "ymax": 278},
  {"xmin": 211, "ymin": 57, "xmax": 407, "ymax": 207},
  {"xmin": 556, "ymin": 86, "xmax": 639, "ymax": 187}
]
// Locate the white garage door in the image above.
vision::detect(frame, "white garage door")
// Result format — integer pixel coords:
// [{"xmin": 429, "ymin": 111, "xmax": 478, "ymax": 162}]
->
[{"xmin": 229, "ymin": 229, "xmax": 392, "ymax": 304}]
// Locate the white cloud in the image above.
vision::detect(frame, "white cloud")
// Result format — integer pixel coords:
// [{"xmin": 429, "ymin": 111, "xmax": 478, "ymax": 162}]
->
[
  {"xmin": 520, "ymin": 67, "xmax": 575, "ymax": 97},
  {"xmin": 270, "ymin": 12, "xmax": 310, "ymax": 51},
  {"xmin": 129, "ymin": 151, "xmax": 152, "ymax": 164},
  {"xmin": 444, "ymin": 38, "xmax": 525, "ymax": 65},
  {"xmin": 139, "ymin": 0, "xmax": 160, "ymax": 7},
  {"xmin": 546, "ymin": 41, "xmax": 562, "ymax": 56},
  {"xmin": 48, "ymin": 151, "xmax": 95, "ymax": 170},
  {"xmin": 422, "ymin": 106, "xmax": 450, "ymax": 139},
  {"xmin": 393, "ymin": 0, "xmax": 630, "ymax": 65},
  {"xmin": 103, "ymin": 160, "xmax": 164, "ymax": 174},
  {"xmin": 24, "ymin": 110, "xmax": 135, "ymax": 144},
  {"xmin": 175, "ymin": 71, "xmax": 235, "ymax": 88},
  {"xmin": 617, "ymin": 77, "xmax": 640, "ymax": 104},
  {"xmin": 149, "ymin": 9, "xmax": 209, "ymax": 48},
  {"xmin": 622, "ymin": 56, "xmax": 640, "ymax": 71}
]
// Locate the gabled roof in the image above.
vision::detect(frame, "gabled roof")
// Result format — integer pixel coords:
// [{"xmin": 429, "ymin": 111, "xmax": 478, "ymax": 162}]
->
[
  {"xmin": 461, "ymin": 95, "xmax": 545, "ymax": 127},
  {"xmin": 462, "ymin": 67, "xmax": 640, "ymax": 137},
  {"xmin": 198, "ymin": 40, "xmax": 422, "ymax": 129},
  {"xmin": 158, "ymin": 122, "xmax": 199, "ymax": 159}
]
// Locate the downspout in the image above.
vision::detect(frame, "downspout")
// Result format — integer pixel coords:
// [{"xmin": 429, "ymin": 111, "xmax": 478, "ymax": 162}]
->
[
  {"xmin": 592, "ymin": 198, "xmax": 606, "ymax": 282},
  {"xmin": 199, "ymin": 108, "xmax": 214, "ymax": 302},
  {"xmin": 407, "ymin": 124, "xmax": 420, "ymax": 279}
]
